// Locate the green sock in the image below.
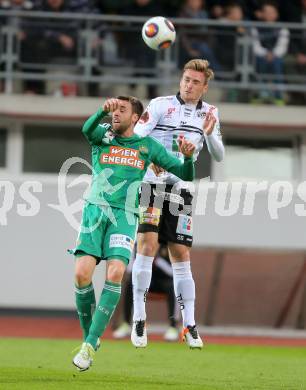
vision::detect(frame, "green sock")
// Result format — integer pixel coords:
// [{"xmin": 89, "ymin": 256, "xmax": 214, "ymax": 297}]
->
[
  {"xmin": 86, "ymin": 281, "xmax": 121, "ymax": 348},
  {"xmin": 75, "ymin": 283, "xmax": 96, "ymax": 341}
]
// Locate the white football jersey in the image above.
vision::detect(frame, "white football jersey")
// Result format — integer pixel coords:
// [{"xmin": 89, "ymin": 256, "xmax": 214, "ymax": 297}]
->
[{"xmin": 134, "ymin": 93, "xmax": 224, "ymax": 187}]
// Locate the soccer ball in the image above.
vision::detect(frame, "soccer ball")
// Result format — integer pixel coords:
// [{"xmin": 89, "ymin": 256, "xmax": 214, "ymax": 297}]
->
[{"xmin": 142, "ymin": 16, "xmax": 176, "ymax": 50}]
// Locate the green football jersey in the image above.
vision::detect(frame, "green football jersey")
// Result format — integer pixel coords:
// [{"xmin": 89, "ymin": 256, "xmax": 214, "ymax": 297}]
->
[{"xmin": 82, "ymin": 109, "xmax": 195, "ymax": 214}]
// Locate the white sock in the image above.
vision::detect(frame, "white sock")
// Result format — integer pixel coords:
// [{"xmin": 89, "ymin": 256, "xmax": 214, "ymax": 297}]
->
[
  {"xmin": 172, "ymin": 261, "xmax": 195, "ymax": 327},
  {"xmin": 132, "ymin": 254, "xmax": 154, "ymax": 321}
]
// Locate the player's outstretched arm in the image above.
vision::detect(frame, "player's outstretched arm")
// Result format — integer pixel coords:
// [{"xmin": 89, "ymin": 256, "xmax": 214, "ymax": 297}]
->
[
  {"xmin": 82, "ymin": 99, "xmax": 119, "ymax": 145},
  {"xmin": 149, "ymin": 136, "xmax": 195, "ymax": 181}
]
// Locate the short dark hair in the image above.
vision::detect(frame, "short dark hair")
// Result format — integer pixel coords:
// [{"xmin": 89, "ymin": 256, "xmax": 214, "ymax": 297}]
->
[
  {"xmin": 116, "ymin": 96, "xmax": 144, "ymax": 120},
  {"xmin": 260, "ymin": 0, "xmax": 278, "ymax": 10}
]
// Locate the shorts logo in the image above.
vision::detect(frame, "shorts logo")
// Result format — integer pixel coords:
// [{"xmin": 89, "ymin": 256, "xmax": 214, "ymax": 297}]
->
[
  {"xmin": 139, "ymin": 207, "xmax": 161, "ymax": 226},
  {"xmin": 176, "ymin": 214, "xmax": 193, "ymax": 236},
  {"xmin": 100, "ymin": 146, "xmax": 144, "ymax": 170},
  {"xmin": 109, "ymin": 234, "xmax": 134, "ymax": 252}
]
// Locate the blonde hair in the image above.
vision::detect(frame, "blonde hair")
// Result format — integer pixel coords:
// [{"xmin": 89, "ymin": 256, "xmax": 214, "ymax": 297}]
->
[{"xmin": 183, "ymin": 59, "xmax": 214, "ymax": 84}]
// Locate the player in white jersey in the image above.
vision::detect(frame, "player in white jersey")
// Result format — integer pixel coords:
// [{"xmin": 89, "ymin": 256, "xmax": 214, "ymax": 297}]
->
[{"xmin": 131, "ymin": 59, "xmax": 225, "ymax": 349}]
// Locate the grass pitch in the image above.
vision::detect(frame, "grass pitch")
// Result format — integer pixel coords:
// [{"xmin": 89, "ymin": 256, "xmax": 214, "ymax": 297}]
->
[{"xmin": 0, "ymin": 338, "xmax": 305, "ymax": 390}]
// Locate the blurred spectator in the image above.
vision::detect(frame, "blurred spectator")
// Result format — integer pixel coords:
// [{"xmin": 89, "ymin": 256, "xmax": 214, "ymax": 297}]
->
[
  {"xmin": 276, "ymin": 0, "xmax": 301, "ymax": 22},
  {"xmin": 251, "ymin": 0, "xmax": 289, "ymax": 104},
  {"xmin": 19, "ymin": 0, "xmax": 78, "ymax": 93},
  {"xmin": 215, "ymin": 2, "xmax": 246, "ymax": 72},
  {"xmin": 161, "ymin": 0, "xmax": 184, "ymax": 17},
  {"xmin": 287, "ymin": 0, "xmax": 306, "ymax": 104},
  {"xmin": 214, "ymin": 2, "xmax": 246, "ymax": 101},
  {"xmin": 0, "ymin": 0, "xmax": 35, "ymax": 33},
  {"xmin": 179, "ymin": 0, "xmax": 222, "ymax": 71},
  {"xmin": 180, "ymin": 0, "xmax": 208, "ymax": 18},
  {"xmin": 0, "ymin": 0, "xmax": 35, "ymax": 92},
  {"xmin": 0, "ymin": 0, "xmax": 34, "ymax": 10},
  {"xmin": 38, "ymin": 0, "xmax": 77, "ymax": 60},
  {"xmin": 68, "ymin": 0, "xmax": 92, "ymax": 12},
  {"xmin": 20, "ymin": 0, "xmax": 77, "ymax": 64},
  {"xmin": 94, "ymin": 0, "xmax": 129, "ymax": 14},
  {"xmin": 122, "ymin": 0, "xmax": 165, "ymax": 98},
  {"xmin": 206, "ymin": 0, "xmax": 224, "ymax": 19},
  {"xmin": 294, "ymin": 0, "xmax": 306, "ymax": 68}
]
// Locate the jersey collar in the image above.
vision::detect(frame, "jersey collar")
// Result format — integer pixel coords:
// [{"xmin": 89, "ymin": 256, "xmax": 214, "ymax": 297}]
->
[
  {"xmin": 176, "ymin": 92, "xmax": 202, "ymax": 110},
  {"xmin": 114, "ymin": 131, "xmax": 140, "ymax": 144}
]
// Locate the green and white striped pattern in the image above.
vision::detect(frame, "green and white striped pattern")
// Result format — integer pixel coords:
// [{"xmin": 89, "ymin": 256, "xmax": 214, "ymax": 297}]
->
[
  {"xmin": 75, "ymin": 284, "xmax": 94, "ymax": 295},
  {"xmin": 104, "ymin": 281, "xmax": 121, "ymax": 295}
]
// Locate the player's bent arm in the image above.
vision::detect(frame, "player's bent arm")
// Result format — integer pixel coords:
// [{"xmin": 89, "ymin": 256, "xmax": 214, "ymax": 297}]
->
[
  {"xmin": 205, "ymin": 132, "xmax": 224, "ymax": 162},
  {"xmin": 82, "ymin": 108, "xmax": 109, "ymax": 145},
  {"xmin": 134, "ymin": 98, "xmax": 162, "ymax": 137},
  {"xmin": 149, "ymin": 138, "xmax": 195, "ymax": 181},
  {"xmin": 204, "ymin": 118, "xmax": 225, "ymax": 162}
]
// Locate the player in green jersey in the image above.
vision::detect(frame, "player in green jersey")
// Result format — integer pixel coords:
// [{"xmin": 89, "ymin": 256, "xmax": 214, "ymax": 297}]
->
[{"xmin": 72, "ymin": 96, "xmax": 195, "ymax": 371}]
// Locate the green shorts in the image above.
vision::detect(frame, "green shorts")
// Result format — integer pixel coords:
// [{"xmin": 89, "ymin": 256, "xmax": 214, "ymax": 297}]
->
[{"xmin": 72, "ymin": 202, "xmax": 137, "ymax": 265}]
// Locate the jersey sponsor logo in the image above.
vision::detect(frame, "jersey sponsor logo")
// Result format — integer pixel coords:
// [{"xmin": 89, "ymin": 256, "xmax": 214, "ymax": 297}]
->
[
  {"xmin": 109, "ymin": 234, "xmax": 134, "ymax": 252},
  {"xmin": 165, "ymin": 107, "xmax": 176, "ymax": 119},
  {"xmin": 100, "ymin": 146, "xmax": 144, "ymax": 170},
  {"xmin": 139, "ymin": 145, "xmax": 149, "ymax": 154},
  {"xmin": 197, "ymin": 111, "xmax": 206, "ymax": 119},
  {"xmin": 176, "ymin": 214, "xmax": 193, "ymax": 236},
  {"xmin": 139, "ymin": 110, "xmax": 149, "ymax": 124},
  {"xmin": 139, "ymin": 206, "xmax": 161, "ymax": 226},
  {"xmin": 101, "ymin": 130, "xmax": 115, "ymax": 144}
]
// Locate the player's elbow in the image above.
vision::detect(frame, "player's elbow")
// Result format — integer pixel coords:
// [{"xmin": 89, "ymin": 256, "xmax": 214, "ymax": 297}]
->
[
  {"xmin": 81, "ymin": 123, "xmax": 88, "ymax": 135},
  {"xmin": 213, "ymin": 148, "xmax": 225, "ymax": 162},
  {"xmin": 82, "ymin": 117, "xmax": 92, "ymax": 135},
  {"xmin": 214, "ymin": 154, "xmax": 224, "ymax": 163},
  {"xmin": 183, "ymin": 169, "xmax": 195, "ymax": 181}
]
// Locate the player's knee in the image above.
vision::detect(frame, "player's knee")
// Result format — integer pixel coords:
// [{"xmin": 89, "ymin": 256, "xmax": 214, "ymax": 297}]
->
[
  {"xmin": 75, "ymin": 266, "xmax": 92, "ymax": 287},
  {"xmin": 139, "ymin": 241, "xmax": 159, "ymax": 257},
  {"xmin": 137, "ymin": 233, "xmax": 159, "ymax": 256},
  {"xmin": 168, "ymin": 244, "xmax": 190, "ymax": 261},
  {"xmin": 107, "ymin": 262, "xmax": 126, "ymax": 283},
  {"xmin": 74, "ymin": 256, "xmax": 96, "ymax": 287}
]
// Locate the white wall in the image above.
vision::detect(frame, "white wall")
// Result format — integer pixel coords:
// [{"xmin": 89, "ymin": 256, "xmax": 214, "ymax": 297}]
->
[{"xmin": 0, "ymin": 181, "xmax": 106, "ymax": 309}]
